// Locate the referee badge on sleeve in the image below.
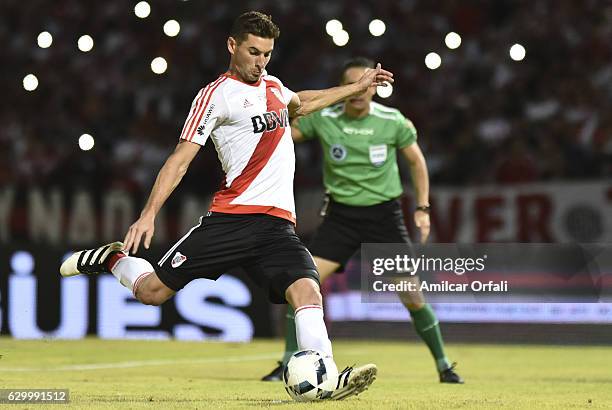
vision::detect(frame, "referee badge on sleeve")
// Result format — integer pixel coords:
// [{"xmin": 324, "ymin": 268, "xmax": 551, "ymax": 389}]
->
[
  {"xmin": 369, "ymin": 144, "xmax": 387, "ymax": 167},
  {"xmin": 330, "ymin": 144, "xmax": 347, "ymax": 162}
]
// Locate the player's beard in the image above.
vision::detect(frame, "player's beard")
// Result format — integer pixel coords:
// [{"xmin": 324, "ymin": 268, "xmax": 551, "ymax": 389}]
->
[
  {"xmin": 250, "ymin": 68, "xmax": 262, "ymax": 82},
  {"xmin": 240, "ymin": 71, "xmax": 260, "ymax": 84}
]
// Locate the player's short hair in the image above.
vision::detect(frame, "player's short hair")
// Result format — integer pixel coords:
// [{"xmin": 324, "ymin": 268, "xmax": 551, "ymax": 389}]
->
[
  {"xmin": 341, "ymin": 57, "xmax": 375, "ymax": 83},
  {"xmin": 230, "ymin": 11, "xmax": 280, "ymax": 44}
]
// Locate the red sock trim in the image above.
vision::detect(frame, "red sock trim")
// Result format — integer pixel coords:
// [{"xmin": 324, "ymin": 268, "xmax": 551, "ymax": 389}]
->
[
  {"xmin": 295, "ymin": 305, "xmax": 323, "ymax": 315},
  {"xmin": 107, "ymin": 252, "xmax": 126, "ymax": 272}
]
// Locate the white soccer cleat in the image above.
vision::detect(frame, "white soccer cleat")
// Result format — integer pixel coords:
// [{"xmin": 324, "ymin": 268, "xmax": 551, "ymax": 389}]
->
[
  {"xmin": 330, "ymin": 363, "xmax": 377, "ymax": 400},
  {"xmin": 60, "ymin": 242, "xmax": 125, "ymax": 277}
]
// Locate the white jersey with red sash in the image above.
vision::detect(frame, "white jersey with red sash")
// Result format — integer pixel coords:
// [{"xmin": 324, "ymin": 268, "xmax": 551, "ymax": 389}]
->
[{"xmin": 179, "ymin": 72, "xmax": 297, "ymax": 223}]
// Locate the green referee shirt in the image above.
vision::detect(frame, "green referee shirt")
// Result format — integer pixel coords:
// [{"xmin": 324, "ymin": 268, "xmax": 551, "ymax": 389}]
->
[{"xmin": 296, "ymin": 101, "xmax": 417, "ymax": 206}]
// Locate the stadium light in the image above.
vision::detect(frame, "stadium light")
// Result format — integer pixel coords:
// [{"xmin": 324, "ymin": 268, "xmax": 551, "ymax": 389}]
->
[
  {"xmin": 10, "ymin": 251, "xmax": 35, "ymax": 276},
  {"xmin": 445, "ymin": 32, "xmax": 461, "ymax": 49},
  {"xmin": 425, "ymin": 52, "xmax": 442, "ymax": 70},
  {"xmin": 163, "ymin": 20, "xmax": 181, "ymax": 37},
  {"xmin": 78, "ymin": 134, "xmax": 95, "ymax": 151},
  {"xmin": 510, "ymin": 43, "xmax": 526, "ymax": 61},
  {"xmin": 325, "ymin": 19, "xmax": 343, "ymax": 37},
  {"xmin": 332, "ymin": 30, "xmax": 349, "ymax": 47},
  {"xmin": 37, "ymin": 31, "xmax": 53, "ymax": 48},
  {"xmin": 77, "ymin": 35, "xmax": 94, "ymax": 52},
  {"xmin": 376, "ymin": 82, "xmax": 393, "ymax": 98},
  {"xmin": 368, "ymin": 19, "xmax": 386, "ymax": 37},
  {"xmin": 151, "ymin": 57, "xmax": 168, "ymax": 74},
  {"xmin": 134, "ymin": 1, "xmax": 151, "ymax": 18},
  {"xmin": 23, "ymin": 74, "xmax": 39, "ymax": 91}
]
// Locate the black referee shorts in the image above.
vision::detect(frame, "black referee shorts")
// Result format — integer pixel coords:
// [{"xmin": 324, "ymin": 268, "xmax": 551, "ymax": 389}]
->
[
  {"xmin": 309, "ymin": 197, "xmax": 412, "ymax": 268},
  {"xmin": 155, "ymin": 212, "xmax": 319, "ymax": 304}
]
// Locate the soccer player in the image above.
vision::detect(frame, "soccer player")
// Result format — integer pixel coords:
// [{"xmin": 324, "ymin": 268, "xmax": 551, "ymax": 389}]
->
[
  {"xmin": 261, "ymin": 57, "xmax": 463, "ymax": 384},
  {"xmin": 60, "ymin": 13, "xmax": 394, "ymax": 400}
]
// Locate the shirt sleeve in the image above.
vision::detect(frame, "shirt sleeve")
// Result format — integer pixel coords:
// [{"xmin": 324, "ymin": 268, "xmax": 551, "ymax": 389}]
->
[
  {"xmin": 179, "ymin": 85, "xmax": 227, "ymax": 145},
  {"xmin": 264, "ymin": 74, "xmax": 295, "ymax": 106},
  {"xmin": 396, "ymin": 112, "xmax": 418, "ymax": 148},
  {"xmin": 295, "ymin": 112, "xmax": 319, "ymax": 140},
  {"xmin": 281, "ymin": 85, "xmax": 296, "ymax": 106}
]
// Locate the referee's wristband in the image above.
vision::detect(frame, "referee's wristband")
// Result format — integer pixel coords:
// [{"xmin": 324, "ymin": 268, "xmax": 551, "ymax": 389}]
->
[{"xmin": 415, "ymin": 205, "xmax": 431, "ymax": 213}]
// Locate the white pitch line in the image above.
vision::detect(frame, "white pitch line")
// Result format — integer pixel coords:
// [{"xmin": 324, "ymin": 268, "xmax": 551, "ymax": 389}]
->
[
  {"xmin": 0, "ymin": 349, "xmax": 365, "ymax": 373},
  {"xmin": 0, "ymin": 352, "xmax": 279, "ymax": 372}
]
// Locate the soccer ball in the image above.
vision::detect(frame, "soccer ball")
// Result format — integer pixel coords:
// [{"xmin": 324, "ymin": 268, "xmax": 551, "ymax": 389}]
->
[{"xmin": 283, "ymin": 350, "xmax": 338, "ymax": 402}]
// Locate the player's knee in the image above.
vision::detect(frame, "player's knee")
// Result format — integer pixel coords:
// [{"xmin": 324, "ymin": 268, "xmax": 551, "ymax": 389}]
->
[
  {"xmin": 286, "ymin": 277, "xmax": 322, "ymax": 307},
  {"xmin": 303, "ymin": 283, "xmax": 322, "ymax": 306}
]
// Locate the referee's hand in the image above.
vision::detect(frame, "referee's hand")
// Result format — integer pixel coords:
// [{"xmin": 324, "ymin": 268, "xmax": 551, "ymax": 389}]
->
[{"xmin": 414, "ymin": 211, "xmax": 430, "ymax": 244}]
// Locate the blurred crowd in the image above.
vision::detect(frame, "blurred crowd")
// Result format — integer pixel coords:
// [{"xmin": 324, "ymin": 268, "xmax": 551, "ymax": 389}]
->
[{"xmin": 1, "ymin": 0, "xmax": 611, "ymax": 196}]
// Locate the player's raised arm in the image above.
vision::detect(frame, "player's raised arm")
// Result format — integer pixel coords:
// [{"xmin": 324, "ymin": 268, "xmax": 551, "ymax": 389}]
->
[
  {"xmin": 400, "ymin": 143, "xmax": 431, "ymax": 244},
  {"xmin": 123, "ymin": 140, "xmax": 201, "ymax": 254},
  {"xmin": 289, "ymin": 63, "xmax": 393, "ymax": 118}
]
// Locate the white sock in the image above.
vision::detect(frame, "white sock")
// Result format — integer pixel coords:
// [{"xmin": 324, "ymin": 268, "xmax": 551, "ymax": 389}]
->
[
  {"xmin": 294, "ymin": 305, "xmax": 333, "ymax": 358},
  {"xmin": 110, "ymin": 256, "xmax": 154, "ymax": 296}
]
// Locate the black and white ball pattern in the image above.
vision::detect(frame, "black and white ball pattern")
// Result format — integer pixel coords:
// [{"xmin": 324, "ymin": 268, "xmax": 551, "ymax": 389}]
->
[{"xmin": 283, "ymin": 350, "xmax": 339, "ymax": 402}]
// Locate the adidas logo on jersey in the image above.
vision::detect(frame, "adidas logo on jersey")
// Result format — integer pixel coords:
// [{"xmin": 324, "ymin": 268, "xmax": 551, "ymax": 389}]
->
[
  {"xmin": 243, "ymin": 98, "xmax": 253, "ymax": 108},
  {"xmin": 251, "ymin": 108, "xmax": 289, "ymax": 133}
]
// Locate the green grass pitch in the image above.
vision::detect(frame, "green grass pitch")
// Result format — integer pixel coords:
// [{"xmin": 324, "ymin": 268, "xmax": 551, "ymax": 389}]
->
[{"xmin": 1, "ymin": 338, "xmax": 611, "ymax": 409}]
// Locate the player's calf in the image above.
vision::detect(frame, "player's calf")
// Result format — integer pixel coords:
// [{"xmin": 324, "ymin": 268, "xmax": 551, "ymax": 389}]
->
[
  {"xmin": 285, "ymin": 277, "xmax": 322, "ymax": 307},
  {"xmin": 134, "ymin": 273, "xmax": 175, "ymax": 305}
]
